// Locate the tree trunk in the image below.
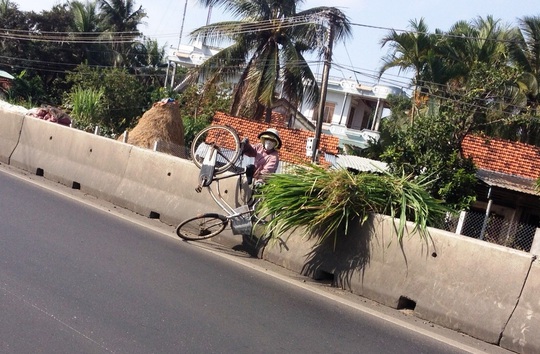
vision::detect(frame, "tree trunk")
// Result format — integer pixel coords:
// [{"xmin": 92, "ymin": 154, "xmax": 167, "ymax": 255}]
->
[{"xmin": 264, "ymin": 107, "xmax": 272, "ymax": 123}]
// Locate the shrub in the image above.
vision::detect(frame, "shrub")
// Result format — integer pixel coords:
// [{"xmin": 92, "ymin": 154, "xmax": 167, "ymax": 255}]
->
[{"xmin": 65, "ymin": 86, "xmax": 104, "ymax": 131}]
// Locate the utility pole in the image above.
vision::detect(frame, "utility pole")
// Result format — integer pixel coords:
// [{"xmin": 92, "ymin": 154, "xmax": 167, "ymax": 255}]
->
[
  {"xmin": 311, "ymin": 15, "xmax": 335, "ymax": 162},
  {"xmin": 167, "ymin": 0, "xmax": 189, "ymax": 90},
  {"xmin": 177, "ymin": 0, "xmax": 189, "ymax": 49}
]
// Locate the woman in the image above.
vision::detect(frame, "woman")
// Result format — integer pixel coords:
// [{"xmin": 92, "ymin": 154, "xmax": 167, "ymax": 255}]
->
[{"xmin": 242, "ymin": 128, "xmax": 282, "ymax": 185}]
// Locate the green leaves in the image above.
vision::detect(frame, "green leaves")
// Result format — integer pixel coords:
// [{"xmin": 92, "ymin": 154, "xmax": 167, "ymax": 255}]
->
[
  {"xmin": 190, "ymin": 0, "xmax": 351, "ymax": 119},
  {"xmin": 66, "ymin": 86, "xmax": 105, "ymax": 131},
  {"xmin": 257, "ymin": 164, "xmax": 450, "ymax": 246},
  {"xmin": 64, "ymin": 64, "xmax": 147, "ymax": 135}
]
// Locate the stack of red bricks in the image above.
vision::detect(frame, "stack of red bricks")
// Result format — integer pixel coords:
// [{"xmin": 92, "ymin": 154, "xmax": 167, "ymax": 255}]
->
[
  {"xmin": 462, "ymin": 134, "xmax": 540, "ymax": 180},
  {"xmin": 212, "ymin": 111, "xmax": 339, "ymax": 165}
]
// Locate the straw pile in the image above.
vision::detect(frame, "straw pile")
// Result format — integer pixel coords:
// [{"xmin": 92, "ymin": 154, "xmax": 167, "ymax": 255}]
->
[{"xmin": 121, "ymin": 99, "xmax": 185, "ymax": 158}]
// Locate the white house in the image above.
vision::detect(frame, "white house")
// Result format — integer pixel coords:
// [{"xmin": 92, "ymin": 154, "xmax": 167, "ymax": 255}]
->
[
  {"xmin": 299, "ymin": 76, "xmax": 406, "ymax": 149},
  {"xmin": 165, "ymin": 44, "xmax": 407, "ymax": 150},
  {"xmin": 164, "ymin": 42, "xmax": 221, "ymax": 91}
]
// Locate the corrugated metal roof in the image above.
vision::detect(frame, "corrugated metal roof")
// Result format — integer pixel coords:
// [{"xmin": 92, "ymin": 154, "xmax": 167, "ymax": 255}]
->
[
  {"xmin": 0, "ymin": 70, "xmax": 14, "ymax": 79},
  {"xmin": 334, "ymin": 155, "xmax": 388, "ymax": 173},
  {"xmin": 0, "ymin": 99, "xmax": 28, "ymax": 114},
  {"xmin": 476, "ymin": 169, "xmax": 539, "ymax": 196}
]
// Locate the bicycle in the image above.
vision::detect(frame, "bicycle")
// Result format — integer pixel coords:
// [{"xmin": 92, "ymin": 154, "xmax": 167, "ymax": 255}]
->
[{"xmin": 176, "ymin": 125, "xmax": 262, "ymax": 241}]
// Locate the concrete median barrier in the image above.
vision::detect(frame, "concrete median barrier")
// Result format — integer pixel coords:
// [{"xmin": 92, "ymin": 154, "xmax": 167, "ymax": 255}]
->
[
  {"xmin": 113, "ymin": 146, "xmax": 250, "ymax": 226},
  {"xmin": 5, "ymin": 111, "xmax": 251, "ymax": 235},
  {"xmin": 9, "ymin": 116, "xmax": 131, "ymax": 201},
  {"xmin": 0, "ymin": 108, "xmax": 24, "ymax": 164},
  {"xmin": 501, "ymin": 259, "xmax": 540, "ymax": 354},
  {"xmin": 263, "ymin": 214, "xmax": 534, "ymax": 345}
]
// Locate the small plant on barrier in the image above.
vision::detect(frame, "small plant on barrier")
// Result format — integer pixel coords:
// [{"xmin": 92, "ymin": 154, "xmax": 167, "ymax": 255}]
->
[{"xmin": 256, "ymin": 164, "xmax": 451, "ymax": 246}]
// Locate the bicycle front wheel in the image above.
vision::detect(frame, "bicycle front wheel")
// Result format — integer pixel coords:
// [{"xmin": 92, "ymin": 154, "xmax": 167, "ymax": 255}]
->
[
  {"xmin": 176, "ymin": 213, "xmax": 228, "ymax": 241},
  {"xmin": 191, "ymin": 125, "xmax": 241, "ymax": 174}
]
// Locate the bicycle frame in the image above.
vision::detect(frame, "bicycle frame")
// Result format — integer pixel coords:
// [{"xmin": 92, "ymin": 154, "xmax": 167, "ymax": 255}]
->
[
  {"xmin": 177, "ymin": 125, "xmax": 257, "ymax": 239},
  {"xmin": 195, "ymin": 128, "xmax": 253, "ymax": 218},
  {"xmin": 204, "ymin": 170, "xmax": 250, "ymax": 218}
]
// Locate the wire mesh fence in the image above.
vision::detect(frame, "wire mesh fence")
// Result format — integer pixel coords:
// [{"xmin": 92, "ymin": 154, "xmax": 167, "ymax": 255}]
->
[{"xmin": 435, "ymin": 211, "xmax": 538, "ymax": 252}]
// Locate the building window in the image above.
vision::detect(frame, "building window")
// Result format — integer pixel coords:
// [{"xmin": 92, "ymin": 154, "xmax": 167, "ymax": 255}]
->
[{"xmin": 324, "ymin": 102, "xmax": 336, "ymax": 123}]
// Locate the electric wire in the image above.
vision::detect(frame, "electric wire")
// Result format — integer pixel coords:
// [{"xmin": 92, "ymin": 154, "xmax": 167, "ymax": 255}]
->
[{"xmin": 0, "ymin": 10, "xmax": 535, "ymax": 122}]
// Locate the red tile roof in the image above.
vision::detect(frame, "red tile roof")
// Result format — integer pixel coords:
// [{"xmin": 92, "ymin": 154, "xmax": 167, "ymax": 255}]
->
[
  {"xmin": 210, "ymin": 115, "xmax": 540, "ymax": 180},
  {"xmin": 462, "ymin": 135, "xmax": 540, "ymax": 180},
  {"xmin": 212, "ymin": 111, "xmax": 339, "ymax": 164}
]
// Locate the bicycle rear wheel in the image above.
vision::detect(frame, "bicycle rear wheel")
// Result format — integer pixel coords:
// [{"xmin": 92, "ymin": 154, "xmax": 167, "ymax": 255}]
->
[
  {"xmin": 176, "ymin": 213, "xmax": 228, "ymax": 241},
  {"xmin": 191, "ymin": 125, "xmax": 241, "ymax": 174}
]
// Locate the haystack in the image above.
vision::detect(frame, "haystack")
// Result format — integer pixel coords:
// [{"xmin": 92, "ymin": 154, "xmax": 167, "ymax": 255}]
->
[{"xmin": 121, "ymin": 99, "xmax": 186, "ymax": 158}]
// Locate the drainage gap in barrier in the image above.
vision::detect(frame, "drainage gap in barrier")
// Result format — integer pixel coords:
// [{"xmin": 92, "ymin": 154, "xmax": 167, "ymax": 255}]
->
[
  {"xmin": 36, "ymin": 168, "xmax": 44, "ymax": 176},
  {"xmin": 397, "ymin": 296, "xmax": 417, "ymax": 311},
  {"xmin": 72, "ymin": 181, "xmax": 81, "ymax": 190},
  {"xmin": 313, "ymin": 269, "xmax": 334, "ymax": 284},
  {"xmin": 149, "ymin": 211, "xmax": 160, "ymax": 219}
]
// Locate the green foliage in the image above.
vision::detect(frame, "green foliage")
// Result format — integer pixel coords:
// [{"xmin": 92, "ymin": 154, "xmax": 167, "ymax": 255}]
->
[
  {"xmin": 368, "ymin": 111, "xmax": 477, "ymax": 211},
  {"xmin": 183, "ymin": 117, "xmax": 212, "ymax": 150},
  {"xmin": 190, "ymin": 0, "xmax": 351, "ymax": 118},
  {"xmin": 65, "ymin": 86, "xmax": 105, "ymax": 131},
  {"xmin": 380, "ymin": 15, "xmax": 540, "ymax": 146},
  {"xmin": 6, "ymin": 71, "xmax": 47, "ymax": 107},
  {"xmin": 177, "ymin": 84, "xmax": 232, "ymax": 147},
  {"xmin": 147, "ymin": 87, "xmax": 179, "ymax": 106},
  {"xmin": 258, "ymin": 164, "xmax": 450, "ymax": 246},
  {"xmin": 0, "ymin": 0, "xmax": 156, "ymax": 108},
  {"xmin": 64, "ymin": 64, "xmax": 150, "ymax": 135}
]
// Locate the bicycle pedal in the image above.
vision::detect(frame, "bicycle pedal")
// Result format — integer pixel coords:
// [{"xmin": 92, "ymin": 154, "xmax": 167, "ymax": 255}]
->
[{"xmin": 195, "ymin": 186, "xmax": 202, "ymax": 193}]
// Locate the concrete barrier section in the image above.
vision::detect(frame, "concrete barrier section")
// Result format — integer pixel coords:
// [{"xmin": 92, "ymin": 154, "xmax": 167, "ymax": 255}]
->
[
  {"xmin": 9, "ymin": 117, "xmax": 131, "ymax": 201},
  {"xmin": 0, "ymin": 108, "xmax": 25, "ymax": 164},
  {"xmin": 263, "ymin": 214, "xmax": 534, "ymax": 344},
  {"xmin": 501, "ymin": 259, "xmax": 540, "ymax": 354},
  {"xmin": 263, "ymin": 227, "xmax": 319, "ymax": 275},
  {"xmin": 114, "ymin": 146, "xmax": 250, "ymax": 226}
]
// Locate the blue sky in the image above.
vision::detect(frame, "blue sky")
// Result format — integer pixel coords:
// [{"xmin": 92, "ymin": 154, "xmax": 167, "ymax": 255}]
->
[{"xmin": 16, "ymin": 0, "xmax": 540, "ymax": 90}]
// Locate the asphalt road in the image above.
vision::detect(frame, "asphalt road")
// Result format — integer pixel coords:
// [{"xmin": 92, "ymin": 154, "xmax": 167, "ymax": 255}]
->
[{"xmin": 0, "ymin": 166, "xmax": 509, "ymax": 354}]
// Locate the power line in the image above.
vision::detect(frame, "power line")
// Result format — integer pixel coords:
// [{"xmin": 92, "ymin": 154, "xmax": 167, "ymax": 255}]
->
[
  {"xmin": 350, "ymin": 21, "xmax": 520, "ymax": 44},
  {"xmin": 0, "ymin": 15, "xmax": 320, "ymax": 44}
]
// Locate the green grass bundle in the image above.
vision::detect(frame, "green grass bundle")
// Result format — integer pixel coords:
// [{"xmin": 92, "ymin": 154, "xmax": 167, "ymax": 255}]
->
[{"xmin": 256, "ymin": 164, "xmax": 450, "ymax": 245}]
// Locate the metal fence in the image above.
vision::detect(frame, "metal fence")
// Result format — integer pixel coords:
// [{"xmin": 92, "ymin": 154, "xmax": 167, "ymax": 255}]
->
[{"xmin": 436, "ymin": 211, "xmax": 537, "ymax": 252}]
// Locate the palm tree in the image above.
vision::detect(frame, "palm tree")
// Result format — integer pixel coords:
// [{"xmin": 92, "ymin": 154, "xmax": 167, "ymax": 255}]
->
[
  {"xmin": 187, "ymin": 0, "xmax": 351, "ymax": 120},
  {"xmin": 0, "ymin": 0, "xmax": 13, "ymax": 15},
  {"xmin": 130, "ymin": 37, "xmax": 167, "ymax": 86},
  {"xmin": 510, "ymin": 16, "xmax": 540, "ymax": 108},
  {"xmin": 505, "ymin": 15, "xmax": 540, "ymax": 144},
  {"xmin": 379, "ymin": 18, "xmax": 432, "ymax": 90},
  {"xmin": 379, "ymin": 18, "xmax": 438, "ymax": 120},
  {"xmin": 98, "ymin": 0, "xmax": 146, "ymax": 33},
  {"xmin": 69, "ymin": 1, "xmax": 110, "ymax": 65},
  {"xmin": 71, "ymin": 0, "xmax": 100, "ymax": 33},
  {"xmin": 97, "ymin": 0, "xmax": 147, "ymax": 67},
  {"xmin": 442, "ymin": 16, "xmax": 512, "ymax": 80}
]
